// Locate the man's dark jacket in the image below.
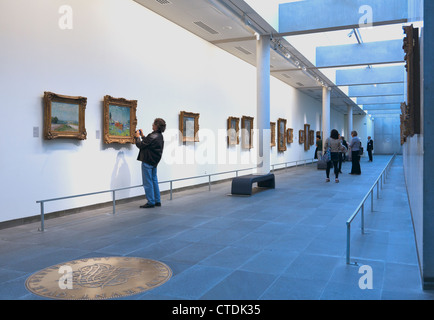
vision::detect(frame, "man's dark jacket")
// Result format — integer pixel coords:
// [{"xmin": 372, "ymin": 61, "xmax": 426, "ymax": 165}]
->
[
  {"xmin": 367, "ymin": 139, "xmax": 374, "ymax": 151},
  {"xmin": 135, "ymin": 131, "xmax": 164, "ymax": 167}
]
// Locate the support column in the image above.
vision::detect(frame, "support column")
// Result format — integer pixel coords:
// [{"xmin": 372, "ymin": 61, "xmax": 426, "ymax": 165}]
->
[
  {"xmin": 257, "ymin": 35, "xmax": 271, "ymax": 174},
  {"xmin": 322, "ymin": 86, "xmax": 330, "ymax": 143},
  {"xmin": 347, "ymin": 105, "xmax": 353, "ymax": 139}
]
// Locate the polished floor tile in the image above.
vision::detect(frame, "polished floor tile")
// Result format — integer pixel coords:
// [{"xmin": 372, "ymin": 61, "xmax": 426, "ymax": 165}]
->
[{"xmin": 0, "ymin": 155, "xmax": 433, "ymax": 300}]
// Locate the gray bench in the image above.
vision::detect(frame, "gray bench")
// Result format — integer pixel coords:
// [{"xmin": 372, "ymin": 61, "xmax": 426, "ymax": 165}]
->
[{"xmin": 231, "ymin": 173, "xmax": 275, "ymax": 196}]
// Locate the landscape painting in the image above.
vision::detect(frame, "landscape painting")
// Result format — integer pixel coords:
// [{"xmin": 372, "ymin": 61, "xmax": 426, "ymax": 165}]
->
[
  {"xmin": 227, "ymin": 116, "xmax": 240, "ymax": 146},
  {"xmin": 103, "ymin": 95, "xmax": 137, "ymax": 144},
  {"xmin": 179, "ymin": 111, "xmax": 200, "ymax": 143},
  {"xmin": 108, "ymin": 104, "xmax": 131, "ymax": 137},
  {"xmin": 43, "ymin": 91, "xmax": 87, "ymax": 140},
  {"xmin": 51, "ymin": 102, "xmax": 79, "ymax": 132}
]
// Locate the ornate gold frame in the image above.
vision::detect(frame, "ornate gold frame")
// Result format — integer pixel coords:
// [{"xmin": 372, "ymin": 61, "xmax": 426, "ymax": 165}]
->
[
  {"xmin": 227, "ymin": 116, "xmax": 240, "ymax": 146},
  {"xmin": 299, "ymin": 129, "xmax": 305, "ymax": 144},
  {"xmin": 180, "ymin": 111, "xmax": 200, "ymax": 143},
  {"xmin": 287, "ymin": 128, "xmax": 293, "ymax": 144},
  {"xmin": 43, "ymin": 91, "xmax": 87, "ymax": 140},
  {"xmin": 401, "ymin": 24, "xmax": 421, "ymax": 144},
  {"xmin": 309, "ymin": 130, "xmax": 315, "ymax": 147},
  {"xmin": 241, "ymin": 115, "xmax": 254, "ymax": 149},
  {"xmin": 277, "ymin": 118, "xmax": 287, "ymax": 152},
  {"xmin": 270, "ymin": 122, "xmax": 276, "ymax": 147},
  {"xmin": 103, "ymin": 95, "xmax": 137, "ymax": 144},
  {"xmin": 304, "ymin": 124, "xmax": 310, "ymax": 151}
]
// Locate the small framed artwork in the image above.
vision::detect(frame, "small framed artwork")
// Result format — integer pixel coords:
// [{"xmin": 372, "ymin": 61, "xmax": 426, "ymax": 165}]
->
[
  {"xmin": 287, "ymin": 128, "xmax": 293, "ymax": 143},
  {"xmin": 103, "ymin": 95, "xmax": 137, "ymax": 144},
  {"xmin": 180, "ymin": 111, "xmax": 199, "ymax": 142},
  {"xmin": 277, "ymin": 118, "xmax": 287, "ymax": 152},
  {"xmin": 299, "ymin": 129, "xmax": 305, "ymax": 144},
  {"xmin": 241, "ymin": 116, "xmax": 254, "ymax": 149},
  {"xmin": 309, "ymin": 130, "xmax": 315, "ymax": 146},
  {"xmin": 270, "ymin": 122, "xmax": 276, "ymax": 147},
  {"xmin": 304, "ymin": 124, "xmax": 310, "ymax": 151},
  {"xmin": 227, "ymin": 116, "xmax": 240, "ymax": 146},
  {"xmin": 43, "ymin": 91, "xmax": 87, "ymax": 140}
]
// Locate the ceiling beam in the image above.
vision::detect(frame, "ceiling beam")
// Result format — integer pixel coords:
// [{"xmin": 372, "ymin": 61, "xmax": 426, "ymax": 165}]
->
[
  {"xmin": 348, "ymin": 83, "xmax": 404, "ymax": 97},
  {"xmin": 278, "ymin": 0, "xmax": 408, "ymax": 36},
  {"xmin": 357, "ymin": 95, "xmax": 405, "ymax": 105},
  {"xmin": 362, "ymin": 103, "xmax": 401, "ymax": 110},
  {"xmin": 336, "ymin": 66, "xmax": 405, "ymax": 86},
  {"xmin": 316, "ymin": 40, "xmax": 404, "ymax": 68}
]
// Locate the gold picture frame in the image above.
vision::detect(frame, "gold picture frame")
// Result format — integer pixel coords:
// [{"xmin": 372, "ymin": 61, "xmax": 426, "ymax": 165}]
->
[
  {"xmin": 103, "ymin": 95, "xmax": 137, "ymax": 144},
  {"xmin": 287, "ymin": 128, "xmax": 293, "ymax": 144},
  {"xmin": 180, "ymin": 111, "xmax": 200, "ymax": 143},
  {"xmin": 401, "ymin": 24, "xmax": 421, "ymax": 143},
  {"xmin": 270, "ymin": 122, "xmax": 276, "ymax": 147},
  {"xmin": 309, "ymin": 130, "xmax": 315, "ymax": 146},
  {"xmin": 304, "ymin": 124, "xmax": 310, "ymax": 151},
  {"xmin": 43, "ymin": 91, "xmax": 87, "ymax": 140},
  {"xmin": 299, "ymin": 129, "xmax": 305, "ymax": 144},
  {"xmin": 277, "ymin": 118, "xmax": 287, "ymax": 152},
  {"xmin": 241, "ymin": 116, "xmax": 254, "ymax": 149},
  {"xmin": 227, "ymin": 116, "xmax": 240, "ymax": 146}
]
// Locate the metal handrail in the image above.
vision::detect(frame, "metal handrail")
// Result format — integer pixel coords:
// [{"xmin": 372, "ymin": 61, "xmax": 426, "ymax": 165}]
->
[
  {"xmin": 345, "ymin": 154, "xmax": 397, "ymax": 265},
  {"xmin": 36, "ymin": 158, "xmax": 316, "ymax": 231}
]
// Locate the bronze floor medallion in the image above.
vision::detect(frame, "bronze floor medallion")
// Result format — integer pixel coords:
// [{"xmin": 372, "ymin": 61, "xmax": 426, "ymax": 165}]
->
[{"xmin": 25, "ymin": 257, "xmax": 172, "ymax": 300}]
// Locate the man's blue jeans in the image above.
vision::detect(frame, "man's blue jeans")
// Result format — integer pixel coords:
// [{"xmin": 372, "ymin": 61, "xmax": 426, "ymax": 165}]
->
[{"xmin": 141, "ymin": 162, "xmax": 160, "ymax": 205}]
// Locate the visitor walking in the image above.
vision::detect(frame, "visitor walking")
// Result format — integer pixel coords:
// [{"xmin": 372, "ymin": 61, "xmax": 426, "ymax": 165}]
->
[{"xmin": 324, "ymin": 129, "xmax": 347, "ymax": 183}]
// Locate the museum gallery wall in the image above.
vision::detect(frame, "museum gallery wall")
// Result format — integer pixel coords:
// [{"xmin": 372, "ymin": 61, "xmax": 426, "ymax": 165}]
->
[{"xmin": 0, "ymin": 0, "xmax": 348, "ymax": 223}]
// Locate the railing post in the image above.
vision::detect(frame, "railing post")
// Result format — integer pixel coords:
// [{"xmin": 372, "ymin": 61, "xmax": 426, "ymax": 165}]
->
[
  {"xmin": 38, "ymin": 202, "xmax": 45, "ymax": 232},
  {"xmin": 377, "ymin": 180, "xmax": 380, "ymax": 199},
  {"xmin": 361, "ymin": 204, "xmax": 365, "ymax": 234},
  {"xmin": 371, "ymin": 189, "xmax": 374, "ymax": 212},
  {"xmin": 346, "ymin": 222, "xmax": 351, "ymax": 265},
  {"xmin": 170, "ymin": 181, "xmax": 173, "ymax": 200},
  {"xmin": 112, "ymin": 190, "xmax": 116, "ymax": 215},
  {"xmin": 208, "ymin": 175, "xmax": 211, "ymax": 191}
]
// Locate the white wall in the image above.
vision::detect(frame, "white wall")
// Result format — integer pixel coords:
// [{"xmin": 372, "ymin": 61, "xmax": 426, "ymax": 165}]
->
[{"xmin": 0, "ymin": 0, "xmax": 344, "ymax": 223}]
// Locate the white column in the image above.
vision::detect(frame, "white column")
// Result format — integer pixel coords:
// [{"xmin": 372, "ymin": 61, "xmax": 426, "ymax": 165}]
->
[
  {"xmin": 322, "ymin": 86, "xmax": 330, "ymax": 141},
  {"xmin": 347, "ymin": 105, "xmax": 353, "ymax": 139},
  {"xmin": 256, "ymin": 35, "xmax": 270, "ymax": 174}
]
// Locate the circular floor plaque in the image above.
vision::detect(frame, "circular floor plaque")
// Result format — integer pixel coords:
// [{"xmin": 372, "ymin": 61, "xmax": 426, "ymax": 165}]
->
[{"xmin": 25, "ymin": 257, "xmax": 172, "ymax": 300}]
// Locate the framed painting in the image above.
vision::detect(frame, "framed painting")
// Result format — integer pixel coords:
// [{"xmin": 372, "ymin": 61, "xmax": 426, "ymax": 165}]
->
[
  {"xmin": 180, "ymin": 111, "xmax": 199, "ymax": 142},
  {"xmin": 287, "ymin": 128, "xmax": 293, "ymax": 144},
  {"xmin": 241, "ymin": 116, "xmax": 254, "ymax": 149},
  {"xmin": 43, "ymin": 91, "xmax": 87, "ymax": 140},
  {"xmin": 227, "ymin": 116, "xmax": 240, "ymax": 146},
  {"xmin": 304, "ymin": 124, "xmax": 310, "ymax": 151},
  {"xmin": 309, "ymin": 130, "xmax": 315, "ymax": 146},
  {"xmin": 270, "ymin": 122, "xmax": 276, "ymax": 147},
  {"xmin": 103, "ymin": 95, "xmax": 137, "ymax": 144},
  {"xmin": 277, "ymin": 118, "xmax": 287, "ymax": 152},
  {"xmin": 401, "ymin": 24, "xmax": 421, "ymax": 140},
  {"xmin": 299, "ymin": 129, "xmax": 305, "ymax": 144}
]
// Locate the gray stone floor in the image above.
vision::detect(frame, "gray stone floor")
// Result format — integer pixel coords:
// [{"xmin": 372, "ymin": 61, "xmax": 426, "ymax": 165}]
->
[{"xmin": 0, "ymin": 155, "xmax": 433, "ymax": 300}]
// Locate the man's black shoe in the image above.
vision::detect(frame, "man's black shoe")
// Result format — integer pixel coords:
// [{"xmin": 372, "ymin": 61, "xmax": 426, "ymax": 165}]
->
[
  {"xmin": 140, "ymin": 203, "xmax": 155, "ymax": 208},
  {"xmin": 155, "ymin": 202, "xmax": 161, "ymax": 207}
]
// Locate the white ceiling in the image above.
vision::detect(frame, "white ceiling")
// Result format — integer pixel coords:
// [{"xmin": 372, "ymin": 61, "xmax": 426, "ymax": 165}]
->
[{"xmin": 132, "ymin": 0, "xmax": 390, "ymax": 116}]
